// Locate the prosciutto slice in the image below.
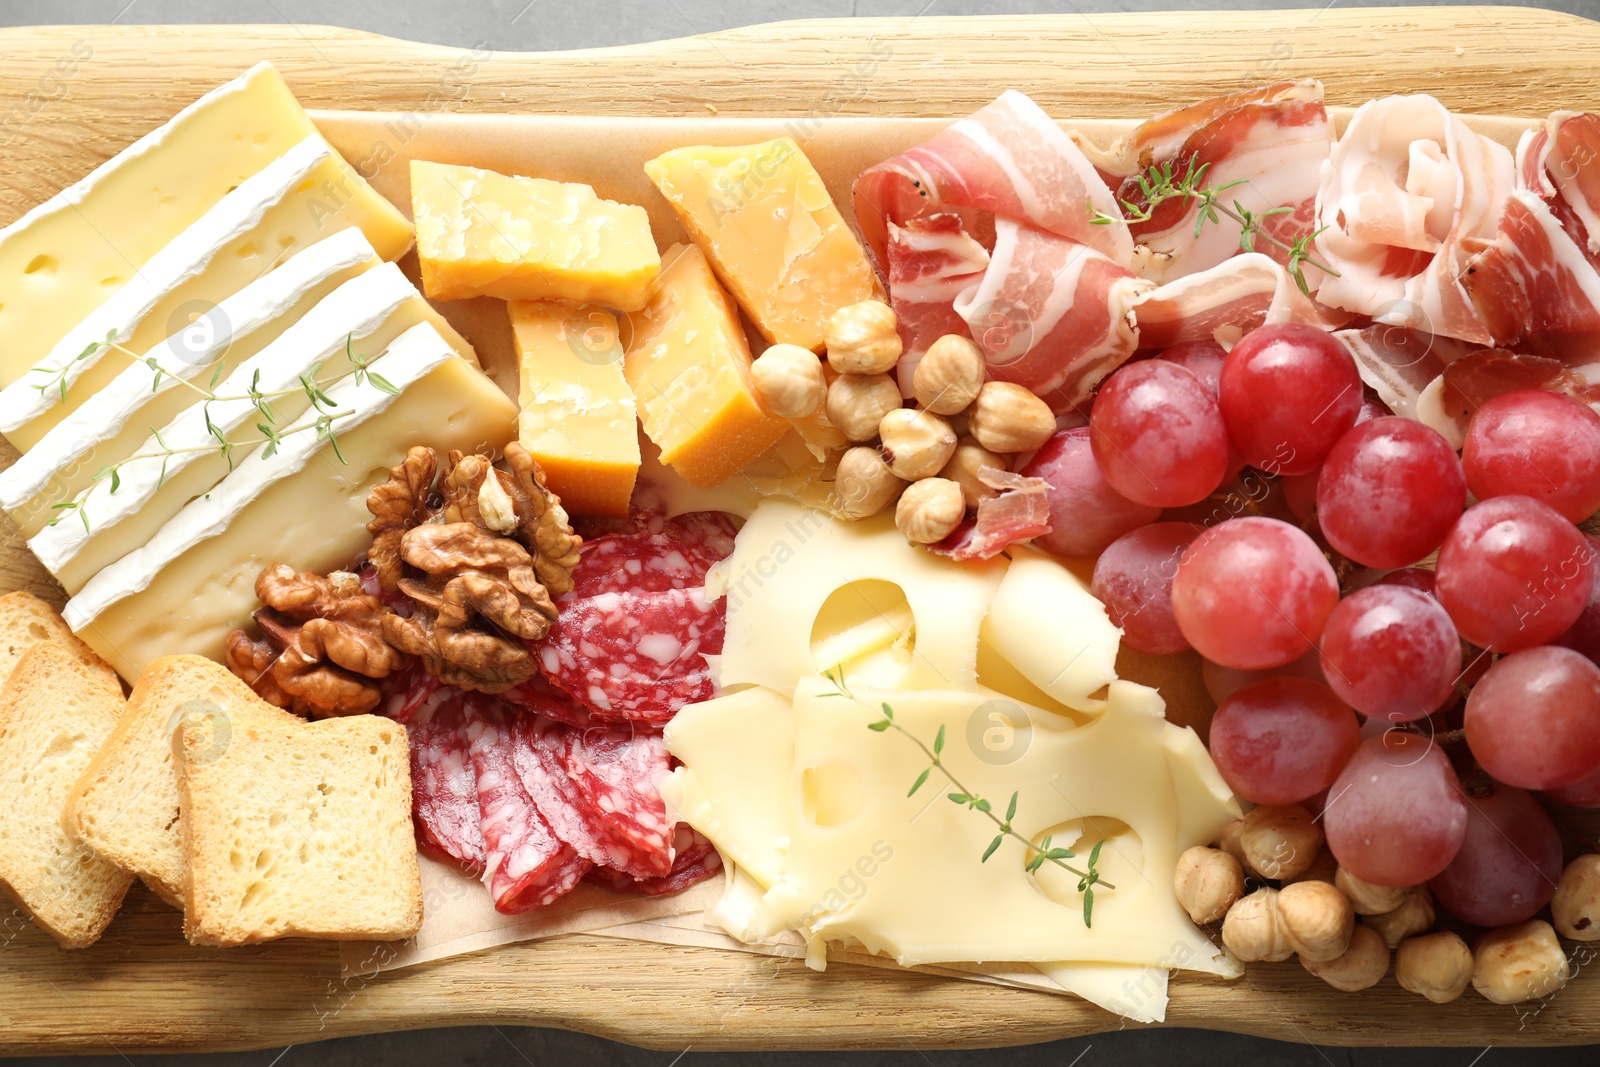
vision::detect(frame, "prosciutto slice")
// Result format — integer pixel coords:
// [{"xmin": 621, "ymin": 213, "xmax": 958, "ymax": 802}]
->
[
  {"xmin": 929, "ymin": 469, "xmax": 1053, "ymax": 561},
  {"xmin": 1315, "ymin": 94, "xmax": 1515, "ymax": 344},
  {"xmin": 885, "ymin": 214, "xmax": 990, "ymax": 392},
  {"xmin": 1130, "ymin": 253, "xmax": 1330, "ymax": 351}
]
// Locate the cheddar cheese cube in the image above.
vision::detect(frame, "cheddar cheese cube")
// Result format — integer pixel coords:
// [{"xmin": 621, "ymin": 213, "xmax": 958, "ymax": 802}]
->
[
  {"xmin": 511, "ymin": 299, "xmax": 640, "ymax": 519},
  {"xmin": 644, "ymin": 138, "xmax": 884, "ymax": 352},
  {"xmin": 624, "ymin": 244, "xmax": 789, "ymax": 488},
  {"xmin": 411, "ymin": 161, "xmax": 660, "ymax": 310}
]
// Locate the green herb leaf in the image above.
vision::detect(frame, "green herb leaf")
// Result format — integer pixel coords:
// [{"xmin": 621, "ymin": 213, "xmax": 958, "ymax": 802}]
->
[
  {"xmin": 367, "ymin": 371, "xmax": 399, "ymax": 396},
  {"xmin": 981, "ymin": 834, "xmax": 1003, "ymax": 863},
  {"xmin": 933, "ymin": 724, "xmax": 945, "ymax": 757},
  {"xmin": 880, "ymin": 701, "xmax": 894, "ymax": 721},
  {"xmin": 1083, "ymin": 887, "xmax": 1095, "ymax": 928},
  {"xmin": 948, "ymin": 792, "xmax": 969, "ymax": 805},
  {"xmin": 867, "ymin": 719, "xmax": 890, "ymax": 731},
  {"xmin": 974, "ymin": 798, "xmax": 991, "ymax": 814},
  {"xmin": 907, "ymin": 767, "xmax": 931, "ymax": 797},
  {"xmin": 1005, "ymin": 791, "xmax": 1018, "ymax": 822}
]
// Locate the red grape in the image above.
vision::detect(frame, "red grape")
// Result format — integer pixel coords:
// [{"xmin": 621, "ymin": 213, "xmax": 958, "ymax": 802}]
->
[
  {"xmin": 1019, "ymin": 427, "xmax": 1161, "ymax": 558},
  {"xmin": 1323, "ymin": 732, "xmax": 1468, "ymax": 886},
  {"xmin": 1157, "ymin": 340, "xmax": 1226, "ymax": 395},
  {"xmin": 1201, "ymin": 648, "xmax": 1325, "ymax": 706},
  {"xmin": 1319, "ymin": 585, "xmax": 1461, "ymax": 724},
  {"xmin": 1464, "ymin": 645, "xmax": 1600, "ymax": 789},
  {"xmin": 1375, "ymin": 567, "xmax": 1437, "ymax": 597},
  {"xmin": 1430, "ymin": 784, "xmax": 1563, "ymax": 927},
  {"xmin": 1355, "ymin": 396, "xmax": 1391, "ymax": 423},
  {"xmin": 1553, "ymin": 536, "xmax": 1600, "ymax": 663},
  {"xmin": 1091, "ymin": 361, "xmax": 1230, "ymax": 507},
  {"xmin": 1544, "ymin": 764, "xmax": 1600, "ymax": 807},
  {"xmin": 1435, "ymin": 496, "xmax": 1596, "ymax": 651},
  {"xmin": 1208, "ymin": 678, "xmax": 1360, "ymax": 804},
  {"xmin": 1218, "ymin": 323, "xmax": 1363, "ymax": 476},
  {"xmin": 1171, "ymin": 516, "xmax": 1340, "ymax": 669},
  {"xmin": 1316, "ymin": 417, "xmax": 1466, "ymax": 569},
  {"xmin": 1091, "ymin": 522, "xmax": 1199, "ymax": 655},
  {"xmin": 1463, "ymin": 388, "xmax": 1600, "ymax": 523}
]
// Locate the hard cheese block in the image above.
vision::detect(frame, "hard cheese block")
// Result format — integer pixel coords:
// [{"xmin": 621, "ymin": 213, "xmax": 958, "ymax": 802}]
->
[
  {"xmin": 644, "ymin": 138, "xmax": 883, "ymax": 351},
  {"xmin": 510, "ymin": 299, "xmax": 640, "ymax": 518},
  {"xmin": 0, "ymin": 229, "xmax": 384, "ymax": 538},
  {"xmin": 412, "ymin": 161, "xmax": 659, "ymax": 310},
  {"xmin": 0, "ymin": 62, "xmax": 318, "ymax": 390},
  {"xmin": 68, "ymin": 323, "xmax": 517, "ymax": 682},
  {"xmin": 32, "ymin": 263, "xmax": 473, "ymax": 594},
  {"xmin": 624, "ymin": 243, "xmax": 789, "ymax": 488},
  {"xmin": 0, "ymin": 134, "xmax": 414, "ymax": 450}
]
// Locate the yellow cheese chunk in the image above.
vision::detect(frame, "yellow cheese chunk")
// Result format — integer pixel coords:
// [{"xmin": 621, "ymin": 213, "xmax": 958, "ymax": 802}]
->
[
  {"xmin": 411, "ymin": 161, "xmax": 659, "ymax": 310},
  {"xmin": 624, "ymin": 244, "xmax": 789, "ymax": 488},
  {"xmin": 644, "ymin": 138, "xmax": 884, "ymax": 351},
  {"xmin": 510, "ymin": 299, "xmax": 640, "ymax": 519},
  {"xmin": 0, "ymin": 63, "xmax": 318, "ymax": 390}
]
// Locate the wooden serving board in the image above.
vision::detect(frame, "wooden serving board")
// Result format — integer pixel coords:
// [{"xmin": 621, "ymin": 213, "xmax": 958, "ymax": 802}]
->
[{"xmin": 2, "ymin": 8, "xmax": 1600, "ymax": 1055}]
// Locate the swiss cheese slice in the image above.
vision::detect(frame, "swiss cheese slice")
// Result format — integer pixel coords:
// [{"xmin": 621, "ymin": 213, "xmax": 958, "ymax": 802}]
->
[
  {"xmin": 644, "ymin": 138, "xmax": 883, "ymax": 351},
  {"xmin": 0, "ymin": 228, "xmax": 384, "ymax": 537},
  {"xmin": 31, "ymin": 263, "xmax": 473, "ymax": 593},
  {"xmin": 0, "ymin": 134, "xmax": 413, "ymax": 448},
  {"xmin": 0, "ymin": 63, "xmax": 318, "ymax": 390},
  {"xmin": 67, "ymin": 323, "xmax": 518, "ymax": 681},
  {"xmin": 411, "ymin": 161, "xmax": 660, "ymax": 309},
  {"xmin": 510, "ymin": 299, "xmax": 640, "ymax": 519}
]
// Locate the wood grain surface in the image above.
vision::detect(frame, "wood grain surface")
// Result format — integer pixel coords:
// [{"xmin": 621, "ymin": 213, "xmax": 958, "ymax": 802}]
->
[{"xmin": 2, "ymin": 8, "xmax": 1599, "ymax": 1055}]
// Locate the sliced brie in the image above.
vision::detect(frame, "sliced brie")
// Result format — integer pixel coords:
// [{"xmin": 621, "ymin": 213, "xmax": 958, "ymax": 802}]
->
[
  {"xmin": 0, "ymin": 133, "xmax": 414, "ymax": 447},
  {"xmin": 31, "ymin": 262, "xmax": 473, "ymax": 593},
  {"xmin": 68, "ymin": 323, "xmax": 519, "ymax": 681},
  {"xmin": 0, "ymin": 228, "xmax": 383, "ymax": 532}
]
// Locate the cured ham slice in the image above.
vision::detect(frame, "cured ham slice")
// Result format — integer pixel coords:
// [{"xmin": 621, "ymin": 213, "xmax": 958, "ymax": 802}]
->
[
  {"xmin": 1315, "ymin": 94, "xmax": 1514, "ymax": 344},
  {"xmin": 1462, "ymin": 188, "xmax": 1600, "ymax": 344},
  {"xmin": 1545, "ymin": 112, "xmax": 1600, "ymax": 253},
  {"xmin": 852, "ymin": 90, "xmax": 1132, "ymax": 272},
  {"xmin": 1131, "ymin": 253, "xmax": 1330, "ymax": 351},
  {"xmin": 929, "ymin": 469, "xmax": 1052, "ymax": 561},
  {"xmin": 1334, "ymin": 324, "xmax": 1475, "ymax": 420},
  {"xmin": 1093, "ymin": 81, "xmax": 1332, "ymax": 285},
  {"xmin": 885, "ymin": 214, "xmax": 990, "ymax": 392}
]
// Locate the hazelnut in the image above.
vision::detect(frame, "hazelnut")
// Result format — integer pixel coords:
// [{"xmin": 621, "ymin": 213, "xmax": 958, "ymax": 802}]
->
[
  {"xmin": 878, "ymin": 408, "xmax": 958, "ymax": 481},
  {"xmin": 1222, "ymin": 887, "xmax": 1293, "ymax": 962},
  {"xmin": 1364, "ymin": 885, "xmax": 1435, "ymax": 949},
  {"xmin": 1396, "ymin": 931, "xmax": 1474, "ymax": 1004},
  {"xmin": 1240, "ymin": 804, "xmax": 1322, "ymax": 881},
  {"xmin": 834, "ymin": 446, "xmax": 905, "ymax": 520},
  {"xmin": 1552, "ymin": 853, "xmax": 1600, "ymax": 941},
  {"xmin": 895, "ymin": 477, "xmax": 965, "ymax": 544},
  {"xmin": 1174, "ymin": 845, "xmax": 1244, "ymax": 924},
  {"xmin": 826, "ymin": 301, "xmax": 902, "ymax": 375},
  {"xmin": 912, "ymin": 334, "xmax": 985, "ymax": 415},
  {"xmin": 1301, "ymin": 923, "xmax": 1389, "ymax": 991},
  {"xmin": 1217, "ymin": 818, "xmax": 1252, "ymax": 875},
  {"xmin": 1336, "ymin": 865, "xmax": 1409, "ymax": 916},
  {"xmin": 1283, "ymin": 847, "xmax": 1339, "ymax": 887},
  {"xmin": 967, "ymin": 381, "xmax": 1056, "ymax": 453},
  {"xmin": 939, "ymin": 439, "xmax": 1007, "ymax": 507},
  {"xmin": 826, "ymin": 373, "xmax": 902, "ymax": 442},
  {"xmin": 751, "ymin": 343, "xmax": 827, "ymax": 419},
  {"xmin": 1276, "ymin": 879, "xmax": 1355, "ymax": 963},
  {"xmin": 1471, "ymin": 920, "xmax": 1570, "ymax": 1005}
]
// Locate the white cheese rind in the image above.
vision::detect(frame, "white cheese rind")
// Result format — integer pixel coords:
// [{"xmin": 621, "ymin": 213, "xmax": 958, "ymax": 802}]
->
[{"xmin": 0, "ymin": 228, "xmax": 381, "ymax": 516}]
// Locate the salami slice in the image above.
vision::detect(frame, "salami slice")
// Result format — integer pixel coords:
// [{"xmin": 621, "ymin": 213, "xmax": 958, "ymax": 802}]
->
[
  {"xmin": 567, "ymin": 512, "xmax": 740, "ymax": 600},
  {"xmin": 561, "ymin": 724, "xmax": 674, "ymax": 872},
  {"xmin": 587, "ymin": 825, "xmax": 723, "ymax": 896},
  {"xmin": 467, "ymin": 704, "xmax": 592, "ymax": 913},
  {"xmin": 537, "ymin": 586, "xmax": 724, "ymax": 723},
  {"xmin": 405, "ymin": 689, "xmax": 484, "ymax": 870},
  {"xmin": 500, "ymin": 674, "xmax": 596, "ymax": 729}
]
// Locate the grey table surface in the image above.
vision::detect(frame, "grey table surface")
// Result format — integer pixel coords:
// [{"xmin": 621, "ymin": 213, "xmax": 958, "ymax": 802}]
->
[{"xmin": 4, "ymin": 0, "xmax": 1600, "ymax": 1063}]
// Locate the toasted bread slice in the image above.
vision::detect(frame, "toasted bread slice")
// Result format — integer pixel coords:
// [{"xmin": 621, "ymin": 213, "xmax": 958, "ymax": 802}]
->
[
  {"xmin": 178, "ymin": 701, "xmax": 421, "ymax": 946},
  {"xmin": 0, "ymin": 644, "xmax": 133, "ymax": 948},
  {"xmin": 0, "ymin": 591, "xmax": 121, "ymax": 698},
  {"xmin": 63, "ymin": 655, "xmax": 276, "ymax": 905}
]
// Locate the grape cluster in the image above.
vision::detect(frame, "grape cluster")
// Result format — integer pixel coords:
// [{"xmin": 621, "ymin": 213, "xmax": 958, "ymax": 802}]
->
[{"xmin": 1043, "ymin": 323, "xmax": 1600, "ymax": 929}]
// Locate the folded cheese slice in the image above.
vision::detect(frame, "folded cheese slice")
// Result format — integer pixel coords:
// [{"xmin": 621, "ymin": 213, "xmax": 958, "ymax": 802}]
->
[
  {"xmin": 31, "ymin": 263, "xmax": 473, "ymax": 593},
  {"xmin": 67, "ymin": 322, "xmax": 518, "ymax": 681},
  {"xmin": 0, "ymin": 228, "xmax": 384, "ymax": 536},
  {"xmin": 0, "ymin": 62, "xmax": 318, "ymax": 390},
  {"xmin": 0, "ymin": 133, "xmax": 413, "ymax": 448}
]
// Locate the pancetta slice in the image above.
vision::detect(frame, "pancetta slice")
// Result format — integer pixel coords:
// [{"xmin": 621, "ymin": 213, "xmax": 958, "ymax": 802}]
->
[
  {"xmin": 1315, "ymin": 94, "xmax": 1515, "ymax": 344},
  {"xmin": 1130, "ymin": 253, "xmax": 1332, "ymax": 351}
]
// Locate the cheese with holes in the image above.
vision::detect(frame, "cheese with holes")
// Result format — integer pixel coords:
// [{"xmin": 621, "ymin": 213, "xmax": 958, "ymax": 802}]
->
[
  {"xmin": 624, "ymin": 244, "xmax": 789, "ymax": 488},
  {"xmin": 411, "ymin": 161, "xmax": 659, "ymax": 309},
  {"xmin": 0, "ymin": 134, "xmax": 413, "ymax": 449},
  {"xmin": 0, "ymin": 229, "xmax": 385, "ymax": 537},
  {"xmin": 67, "ymin": 323, "xmax": 517, "ymax": 681},
  {"xmin": 707, "ymin": 499, "xmax": 1007, "ymax": 693},
  {"xmin": 510, "ymin": 299, "xmax": 639, "ymax": 518},
  {"xmin": 31, "ymin": 263, "xmax": 473, "ymax": 593},
  {"xmin": 644, "ymin": 139, "xmax": 883, "ymax": 351},
  {"xmin": 0, "ymin": 63, "xmax": 318, "ymax": 390}
]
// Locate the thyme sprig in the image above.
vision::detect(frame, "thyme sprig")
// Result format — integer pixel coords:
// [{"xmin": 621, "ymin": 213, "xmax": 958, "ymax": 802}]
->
[
  {"xmin": 821, "ymin": 670, "xmax": 1112, "ymax": 927},
  {"xmin": 1088, "ymin": 157, "xmax": 1338, "ymax": 297}
]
